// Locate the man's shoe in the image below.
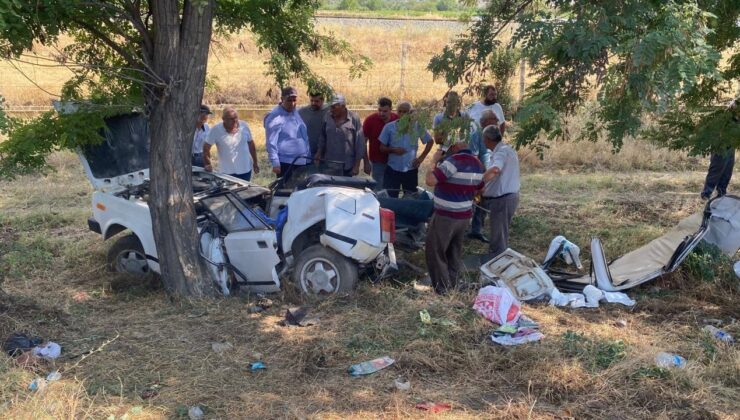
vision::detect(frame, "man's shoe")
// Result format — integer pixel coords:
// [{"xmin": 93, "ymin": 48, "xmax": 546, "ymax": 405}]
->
[{"xmin": 467, "ymin": 232, "xmax": 489, "ymax": 243}]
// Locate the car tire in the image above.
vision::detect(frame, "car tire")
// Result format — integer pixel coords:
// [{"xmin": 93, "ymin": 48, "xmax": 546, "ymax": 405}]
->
[
  {"xmin": 107, "ymin": 234, "xmax": 151, "ymax": 276},
  {"xmin": 292, "ymin": 244, "xmax": 358, "ymax": 296}
]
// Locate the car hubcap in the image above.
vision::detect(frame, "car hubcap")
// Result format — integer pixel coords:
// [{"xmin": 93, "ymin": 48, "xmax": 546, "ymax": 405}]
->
[
  {"xmin": 116, "ymin": 250, "xmax": 150, "ymax": 275},
  {"xmin": 301, "ymin": 258, "xmax": 339, "ymax": 295}
]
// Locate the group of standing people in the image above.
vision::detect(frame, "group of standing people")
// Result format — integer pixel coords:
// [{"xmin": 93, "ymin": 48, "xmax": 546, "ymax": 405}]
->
[{"xmin": 192, "ymin": 85, "xmax": 521, "ymax": 295}]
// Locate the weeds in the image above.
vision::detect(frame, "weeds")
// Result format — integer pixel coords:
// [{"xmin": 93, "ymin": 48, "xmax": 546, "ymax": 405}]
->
[
  {"xmin": 683, "ymin": 242, "xmax": 734, "ymax": 283},
  {"xmin": 561, "ymin": 330, "xmax": 627, "ymax": 372}
]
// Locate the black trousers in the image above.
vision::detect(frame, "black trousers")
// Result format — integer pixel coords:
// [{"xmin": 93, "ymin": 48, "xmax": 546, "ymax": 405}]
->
[
  {"xmin": 383, "ymin": 167, "xmax": 418, "ymax": 198},
  {"xmin": 702, "ymin": 150, "xmax": 735, "ymax": 198}
]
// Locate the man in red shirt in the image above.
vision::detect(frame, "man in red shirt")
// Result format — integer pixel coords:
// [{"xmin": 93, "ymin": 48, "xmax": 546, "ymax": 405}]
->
[{"xmin": 362, "ymin": 97, "xmax": 398, "ymax": 189}]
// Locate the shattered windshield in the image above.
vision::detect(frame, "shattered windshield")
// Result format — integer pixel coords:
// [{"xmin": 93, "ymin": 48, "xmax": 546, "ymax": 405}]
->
[{"xmin": 200, "ymin": 194, "xmax": 269, "ymax": 232}]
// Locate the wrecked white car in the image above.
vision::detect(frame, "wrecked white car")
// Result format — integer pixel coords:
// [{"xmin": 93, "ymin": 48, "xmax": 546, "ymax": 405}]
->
[{"xmin": 81, "ymin": 113, "xmax": 397, "ymax": 296}]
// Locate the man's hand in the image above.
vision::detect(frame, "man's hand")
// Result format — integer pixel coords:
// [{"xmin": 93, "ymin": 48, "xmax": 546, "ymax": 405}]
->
[
  {"xmin": 363, "ymin": 162, "xmax": 372, "ymax": 175},
  {"xmin": 204, "ymin": 163, "xmax": 213, "ymax": 172},
  {"xmin": 412, "ymin": 157, "xmax": 423, "ymax": 168},
  {"xmin": 432, "ymin": 149, "xmax": 445, "ymax": 165},
  {"xmin": 314, "ymin": 152, "xmax": 322, "ymax": 166},
  {"xmin": 272, "ymin": 166, "xmax": 281, "ymax": 175},
  {"xmin": 352, "ymin": 167, "xmax": 360, "ymax": 176},
  {"xmin": 253, "ymin": 164, "xmax": 260, "ymax": 175}
]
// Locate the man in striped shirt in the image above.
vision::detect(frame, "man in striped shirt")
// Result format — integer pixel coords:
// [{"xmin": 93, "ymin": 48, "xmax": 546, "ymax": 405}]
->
[{"xmin": 424, "ymin": 142, "xmax": 486, "ymax": 294}]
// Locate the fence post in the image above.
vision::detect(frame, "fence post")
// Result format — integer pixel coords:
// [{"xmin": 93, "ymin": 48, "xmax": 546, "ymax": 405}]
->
[{"xmin": 518, "ymin": 58, "xmax": 526, "ymax": 104}]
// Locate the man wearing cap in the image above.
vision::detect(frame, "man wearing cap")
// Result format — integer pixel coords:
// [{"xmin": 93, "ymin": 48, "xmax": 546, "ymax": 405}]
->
[
  {"xmin": 362, "ymin": 97, "xmax": 398, "ymax": 188},
  {"xmin": 203, "ymin": 107, "xmax": 259, "ymax": 181},
  {"xmin": 378, "ymin": 102, "xmax": 434, "ymax": 198},
  {"xmin": 192, "ymin": 105, "xmax": 212, "ymax": 167},
  {"xmin": 298, "ymin": 92, "xmax": 329, "ymax": 157},
  {"xmin": 264, "ymin": 86, "xmax": 311, "ymax": 177},
  {"xmin": 480, "ymin": 124, "xmax": 520, "ymax": 259},
  {"xmin": 315, "ymin": 94, "xmax": 365, "ymax": 176}
]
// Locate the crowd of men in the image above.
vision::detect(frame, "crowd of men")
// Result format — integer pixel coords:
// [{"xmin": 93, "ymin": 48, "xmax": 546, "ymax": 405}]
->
[{"xmin": 193, "ymin": 85, "xmax": 521, "ymax": 295}]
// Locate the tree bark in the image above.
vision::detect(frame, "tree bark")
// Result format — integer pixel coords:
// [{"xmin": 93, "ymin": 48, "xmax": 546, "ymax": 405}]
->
[{"xmin": 147, "ymin": 0, "xmax": 215, "ymax": 297}]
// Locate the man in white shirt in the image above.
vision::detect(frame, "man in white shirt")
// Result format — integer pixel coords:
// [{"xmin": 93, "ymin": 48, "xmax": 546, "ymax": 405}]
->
[
  {"xmin": 191, "ymin": 105, "xmax": 212, "ymax": 167},
  {"xmin": 203, "ymin": 107, "xmax": 260, "ymax": 181},
  {"xmin": 466, "ymin": 85, "xmax": 506, "ymax": 135},
  {"xmin": 480, "ymin": 124, "xmax": 520, "ymax": 258}
]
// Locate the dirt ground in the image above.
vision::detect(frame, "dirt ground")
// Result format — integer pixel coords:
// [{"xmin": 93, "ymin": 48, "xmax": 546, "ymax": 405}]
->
[{"xmin": 0, "ymin": 150, "xmax": 738, "ymax": 419}]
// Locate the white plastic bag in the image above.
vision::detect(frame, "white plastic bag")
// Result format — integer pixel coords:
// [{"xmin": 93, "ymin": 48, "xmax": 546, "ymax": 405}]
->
[
  {"xmin": 603, "ymin": 291, "xmax": 636, "ymax": 306},
  {"xmin": 583, "ymin": 285, "xmax": 605, "ymax": 308},
  {"xmin": 548, "ymin": 288, "xmax": 586, "ymax": 308},
  {"xmin": 472, "ymin": 286, "xmax": 521, "ymax": 325}
]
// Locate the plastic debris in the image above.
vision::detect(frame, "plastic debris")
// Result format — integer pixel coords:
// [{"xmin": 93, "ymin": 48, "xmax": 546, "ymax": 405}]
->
[
  {"xmin": 491, "ymin": 328, "xmax": 544, "ymax": 346},
  {"xmin": 188, "ymin": 405, "xmax": 204, "ymax": 420},
  {"xmin": 46, "ymin": 370, "xmax": 62, "ymax": 381},
  {"xmin": 544, "ymin": 235, "xmax": 583, "ymax": 269},
  {"xmin": 28, "ymin": 378, "xmax": 47, "ymax": 392},
  {"xmin": 549, "ymin": 287, "xmax": 635, "ymax": 308},
  {"xmin": 419, "ymin": 310, "xmax": 432, "ymax": 325},
  {"xmin": 415, "ymin": 402, "xmax": 452, "ymax": 413},
  {"xmin": 702, "ymin": 325, "xmax": 735, "ymax": 344},
  {"xmin": 348, "ymin": 356, "xmax": 395, "ymax": 377},
  {"xmin": 280, "ymin": 307, "xmax": 319, "ymax": 327},
  {"xmin": 472, "ymin": 286, "xmax": 521, "ymax": 325},
  {"xmin": 249, "ymin": 361, "xmax": 266, "ymax": 371},
  {"xmin": 33, "ymin": 342, "xmax": 61, "ymax": 359},
  {"xmin": 615, "ymin": 319, "xmax": 628, "ymax": 328},
  {"xmin": 3, "ymin": 332, "xmax": 43, "ymax": 357},
  {"xmin": 655, "ymin": 352, "xmax": 687, "ymax": 368},
  {"xmin": 211, "ymin": 342, "xmax": 233, "ymax": 354},
  {"xmin": 393, "ymin": 377, "xmax": 411, "ymax": 391}
]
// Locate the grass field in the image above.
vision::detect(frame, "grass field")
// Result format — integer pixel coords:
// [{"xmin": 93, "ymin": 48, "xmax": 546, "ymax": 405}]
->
[{"xmin": 0, "ymin": 128, "xmax": 738, "ymax": 418}]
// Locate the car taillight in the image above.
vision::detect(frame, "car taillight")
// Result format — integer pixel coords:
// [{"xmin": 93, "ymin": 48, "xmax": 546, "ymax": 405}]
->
[{"xmin": 380, "ymin": 208, "xmax": 395, "ymax": 243}]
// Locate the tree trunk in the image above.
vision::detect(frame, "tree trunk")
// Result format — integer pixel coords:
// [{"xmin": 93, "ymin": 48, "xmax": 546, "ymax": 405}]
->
[{"xmin": 147, "ymin": 0, "xmax": 215, "ymax": 297}]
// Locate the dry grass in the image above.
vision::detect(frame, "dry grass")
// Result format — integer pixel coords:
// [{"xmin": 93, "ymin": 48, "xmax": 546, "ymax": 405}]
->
[{"xmin": 0, "ymin": 149, "xmax": 738, "ymax": 418}]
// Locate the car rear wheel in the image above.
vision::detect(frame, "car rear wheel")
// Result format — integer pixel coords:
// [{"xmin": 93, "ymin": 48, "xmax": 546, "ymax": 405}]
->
[
  {"xmin": 107, "ymin": 234, "xmax": 151, "ymax": 276},
  {"xmin": 292, "ymin": 245, "xmax": 358, "ymax": 296}
]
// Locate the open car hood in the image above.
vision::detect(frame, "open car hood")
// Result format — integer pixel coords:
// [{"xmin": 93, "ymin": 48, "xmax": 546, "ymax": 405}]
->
[{"xmin": 77, "ymin": 112, "xmax": 150, "ymax": 192}]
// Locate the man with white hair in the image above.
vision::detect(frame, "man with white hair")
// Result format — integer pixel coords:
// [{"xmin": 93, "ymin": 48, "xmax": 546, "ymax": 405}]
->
[
  {"xmin": 480, "ymin": 124, "xmax": 520, "ymax": 258},
  {"xmin": 466, "ymin": 109, "xmax": 498, "ymax": 243},
  {"xmin": 203, "ymin": 107, "xmax": 259, "ymax": 181}
]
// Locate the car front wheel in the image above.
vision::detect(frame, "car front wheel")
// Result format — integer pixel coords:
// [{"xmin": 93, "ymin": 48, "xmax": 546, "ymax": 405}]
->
[
  {"xmin": 107, "ymin": 234, "xmax": 151, "ymax": 276},
  {"xmin": 292, "ymin": 245, "xmax": 358, "ymax": 296}
]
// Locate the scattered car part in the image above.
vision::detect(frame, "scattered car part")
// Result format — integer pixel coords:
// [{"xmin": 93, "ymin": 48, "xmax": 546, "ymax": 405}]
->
[{"xmin": 480, "ymin": 249, "xmax": 555, "ymax": 301}]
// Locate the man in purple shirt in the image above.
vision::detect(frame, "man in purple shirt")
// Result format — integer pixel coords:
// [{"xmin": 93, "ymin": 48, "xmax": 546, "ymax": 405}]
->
[{"xmin": 264, "ymin": 86, "xmax": 311, "ymax": 177}]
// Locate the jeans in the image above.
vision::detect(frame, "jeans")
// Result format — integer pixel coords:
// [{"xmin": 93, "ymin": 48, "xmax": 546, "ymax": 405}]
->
[
  {"xmin": 371, "ymin": 162, "xmax": 387, "ymax": 190},
  {"xmin": 383, "ymin": 167, "xmax": 418, "ymax": 198},
  {"xmin": 229, "ymin": 171, "xmax": 252, "ymax": 182},
  {"xmin": 192, "ymin": 153, "xmax": 204, "ymax": 168},
  {"xmin": 702, "ymin": 150, "xmax": 735, "ymax": 198}
]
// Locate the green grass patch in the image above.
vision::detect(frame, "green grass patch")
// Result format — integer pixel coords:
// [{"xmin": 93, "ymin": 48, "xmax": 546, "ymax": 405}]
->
[{"xmin": 562, "ymin": 330, "xmax": 627, "ymax": 372}]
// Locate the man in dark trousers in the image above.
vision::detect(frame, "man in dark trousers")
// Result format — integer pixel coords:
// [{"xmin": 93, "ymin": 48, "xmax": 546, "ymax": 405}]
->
[
  {"xmin": 424, "ymin": 142, "xmax": 485, "ymax": 295},
  {"xmin": 701, "ymin": 98, "xmax": 738, "ymax": 200},
  {"xmin": 480, "ymin": 125, "xmax": 520, "ymax": 259}
]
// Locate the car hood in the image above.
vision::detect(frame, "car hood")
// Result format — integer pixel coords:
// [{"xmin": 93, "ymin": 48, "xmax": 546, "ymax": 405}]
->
[{"xmin": 77, "ymin": 112, "xmax": 150, "ymax": 192}]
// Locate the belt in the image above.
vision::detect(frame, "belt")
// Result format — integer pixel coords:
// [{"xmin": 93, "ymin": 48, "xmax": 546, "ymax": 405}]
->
[{"xmin": 482, "ymin": 192, "xmax": 517, "ymax": 200}]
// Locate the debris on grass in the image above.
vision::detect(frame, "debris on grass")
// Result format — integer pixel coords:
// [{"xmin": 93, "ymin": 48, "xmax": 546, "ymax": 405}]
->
[
  {"xmin": 279, "ymin": 306, "xmax": 319, "ymax": 327},
  {"xmin": 32, "ymin": 341, "xmax": 61, "ymax": 359},
  {"xmin": 415, "ymin": 402, "xmax": 451, "ymax": 413},
  {"xmin": 702, "ymin": 325, "xmax": 735, "ymax": 344},
  {"xmin": 393, "ymin": 377, "xmax": 410, "ymax": 391},
  {"xmin": 472, "ymin": 286, "xmax": 521, "ymax": 325},
  {"xmin": 3, "ymin": 332, "xmax": 43, "ymax": 356},
  {"xmin": 249, "ymin": 361, "xmax": 266, "ymax": 371},
  {"xmin": 211, "ymin": 342, "xmax": 233, "ymax": 354},
  {"xmin": 348, "ymin": 356, "xmax": 395, "ymax": 377},
  {"xmin": 188, "ymin": 405, "xmax": 204, "ymax": 420}
]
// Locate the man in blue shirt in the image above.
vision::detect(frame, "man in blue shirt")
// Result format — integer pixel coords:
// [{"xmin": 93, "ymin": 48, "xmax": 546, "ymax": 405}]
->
[
  {"xmin": 467, "ymin": 109, "xmax": 498, "ymax": 243},
  {"xmin": 379, "ymin": 102, "xmax": 433, "ymax": 198},
  {"xmin": 264, "ymin": 86, "xmax": 310, "ymax": 178}
]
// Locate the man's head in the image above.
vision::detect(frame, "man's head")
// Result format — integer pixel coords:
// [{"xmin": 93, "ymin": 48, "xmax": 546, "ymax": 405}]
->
[
  {"xmin": 397, "ymin": 101, "xmax": 412, "ymax": 117},
  {"xmin": 198, "ymin": 104, "xmax": 212, "ymax": 126},
  {"xmin": 444, "ymin": 91, "xmax": 461, "ymax": 116},
  {"xmin": 280, "ymin": 86, "xmax": 298, "ymax": 112},
  {"xmin": 479, "ymin": 109, "xmax": 498, "ymax": 128},
  {"xmin": 482, "ymin": 124, "xmax": 502, "ymax": 150},
  {"xmin": 377, "ymin": 97, "xmax": 393, "ymax": 122},
  {"xmin": 222, "ymin": 107, "xmax": 239, "ymax": 132},
  {"xmin": 482, "ymin": 85, "xmax": 497, "ymax": 103},
  {"xmin": 329, "ymin": 94, "xmax": 347, "ymax": 118},
  {"xmin": 308, "ymin": 92, "xmax": 324, "ymax": 111}
]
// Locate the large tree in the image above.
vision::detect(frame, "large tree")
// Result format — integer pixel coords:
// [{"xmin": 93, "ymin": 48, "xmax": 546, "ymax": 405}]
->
[
  {"xmin": 429, "ymin": 0, "xmax": 740, "ymax": 153},
  {"xmin": 0, "ymin": 0, "xmax": 366, "ymax": 297}
]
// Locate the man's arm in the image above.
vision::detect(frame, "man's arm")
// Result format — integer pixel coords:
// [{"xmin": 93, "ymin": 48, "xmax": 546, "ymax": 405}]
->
[
  {"xmin": 483, "ymin": 166, "xmax": 501, "ymax": 183},
  {"xmin": 264, "ymin": 115, "xmax": 282, "ymax": 175},
  {"xmin": 203, "ymin": 143, "xmax": 213, "ymax": 172},
  {"xmin": 248, "ymin": 141, "xmax": 259, "ymax": 174},
  {"xmin": 425, "ymin": 149, "xmax": 448, "ymax": 187},
  {"xmin": 413, "ymin": 132, "xmax": 434, "ymax": 168}
]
